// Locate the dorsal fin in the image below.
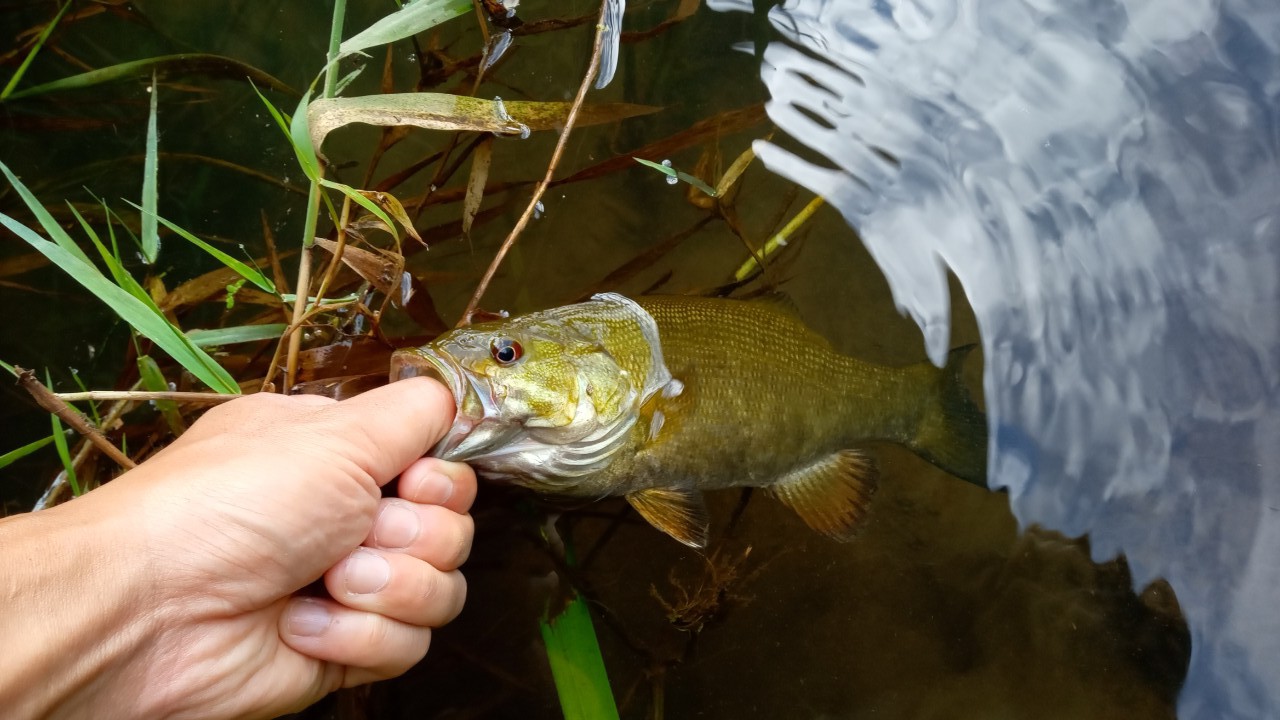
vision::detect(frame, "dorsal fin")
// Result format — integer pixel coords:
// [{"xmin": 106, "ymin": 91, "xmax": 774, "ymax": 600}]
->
[
  {"xmin": 626, "ymin": 487, "xmax": 710, "ymax": 548},
  {"xmin": 768, "ymin": 449, "xmax": 879, "ymax": 540}
]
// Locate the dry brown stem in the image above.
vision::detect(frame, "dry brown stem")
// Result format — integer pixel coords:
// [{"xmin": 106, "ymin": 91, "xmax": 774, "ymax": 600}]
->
[
  {"xmin": 15, "ymin": 366, "xmax": 137, "ymax": 470},
  {"xmin": 456, "ymin": 0, "xmax": 613, "ymax": 326}
]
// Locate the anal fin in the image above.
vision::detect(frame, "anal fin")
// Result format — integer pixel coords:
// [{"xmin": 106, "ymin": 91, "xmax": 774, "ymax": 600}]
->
[
  {"xmin": 768, "ymin": 450, "xmax": 879, "ymax": 541},
  {"xmin": 626, "ymin": 488, "xmax": 710, "ymax": 548}
]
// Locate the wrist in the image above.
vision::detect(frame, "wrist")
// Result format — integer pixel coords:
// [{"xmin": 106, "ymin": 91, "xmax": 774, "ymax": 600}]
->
[{"xmin": 0, "ymin": 483, "xmax": 163, "ymax": 719}]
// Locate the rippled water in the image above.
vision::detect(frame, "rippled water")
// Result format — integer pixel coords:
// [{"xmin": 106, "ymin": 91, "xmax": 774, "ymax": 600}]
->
[{"xmin": 707, "ymin": 0, "xmax": 1280, "ymax": 715}]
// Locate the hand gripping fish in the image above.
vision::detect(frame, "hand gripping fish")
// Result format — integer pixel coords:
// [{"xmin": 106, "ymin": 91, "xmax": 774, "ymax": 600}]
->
[{"xmin": 390, "ymin": 293, "xmax": 988, "ymax": 547}]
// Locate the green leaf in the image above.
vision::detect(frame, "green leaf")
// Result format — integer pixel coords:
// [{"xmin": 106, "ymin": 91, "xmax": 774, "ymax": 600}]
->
[
  {"xmin": 1, "ymin": 0, "xmax": 72, "ymax": 100},
  {"xmin": 338, "ymin": 0, "xmax": 471, "ymax": 61},
  {"xmin": 539, "ymin": 595, "xmax": 620, "ymax": 720},
  {"xmin": 0, "ymin": 162, "xmax": 93, "ymax": 266},
  {"xmin": 46, "ymin": 370, "xmax": 82, "ymax": 496},
  {"xmin": 126, "ymin": 202, "xmax": 276, "ymax": 294},
  {"xmin": 0, "ymin": 210, "xmax": 239, "ymax": 393},
  {"xmin": 5, "ymin": 54, "xmax": 295, "ymax": 101},
  {"xmin": 137, "ymin": 355, "xmax": 184, "ymax": 437},
  {"xmin": 318, "ymin": 178, "xmax": 398, "ymax": 240},
  {"xmin": 0, "ymin": 433, "xmax": 66, "ymax": 471},
  {"xmin": 68, "ymin": 204, "xmax": 157, "ymax": 310},
  {"xmin": 187, "ymin": 323, "xmax": 286, "ymax": 348},
  {"xmin": 289, "ymin": 88, "xmax": 322, "ymax": 181},
  {"xmin": 634, "ymin": 157, "xmax": 719, "ymax": 198},
  {"xmin": 141, "ymin": 72, "xmax": 161, "ymax": 264},
  {"xmin": 69, "ymin": 369, "xmax": 102, "ymax": 427}
]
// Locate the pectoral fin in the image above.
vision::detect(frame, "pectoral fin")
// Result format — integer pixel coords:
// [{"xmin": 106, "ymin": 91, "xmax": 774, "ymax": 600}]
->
[
  {"xmin": 768, "ymin": 450, "xmax": 879, "ymax": 541},
  {"xmin": 626, "ymin": 488, "xmax": 710, "ymax": 548}
]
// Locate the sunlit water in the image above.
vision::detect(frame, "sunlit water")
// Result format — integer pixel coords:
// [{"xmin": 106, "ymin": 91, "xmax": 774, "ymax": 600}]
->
[{"xmin": 708, "ymin": 0, "xmax": 1280, "ymax": 716}]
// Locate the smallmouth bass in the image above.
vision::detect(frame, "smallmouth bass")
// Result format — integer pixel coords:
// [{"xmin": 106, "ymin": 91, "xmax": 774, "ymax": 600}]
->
[{"xmin": 390, "ymin": 293, "xmax": 987, "ymax": 547}]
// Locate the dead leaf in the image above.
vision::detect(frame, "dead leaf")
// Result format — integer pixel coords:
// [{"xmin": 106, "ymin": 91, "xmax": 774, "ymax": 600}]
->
[
  {"xmin": 314, "ymin": 238, "xmax": 402, "ymax": 298},
  {"xmin": 356, "ymin": 190, "xmax": 422, "ymax": 244},
  {"xmin": 462, "ymin": 136, "xmax": 494, "ymax": 239},
  {"xmin": 308, "ymin": 93, "xmax": 659, "ymax": 152}
]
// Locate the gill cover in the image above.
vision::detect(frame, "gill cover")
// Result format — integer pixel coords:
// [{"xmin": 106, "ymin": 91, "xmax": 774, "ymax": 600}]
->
[{"xmin": 392, "ymin": 293, "xmax": 672, "ymax": 491}]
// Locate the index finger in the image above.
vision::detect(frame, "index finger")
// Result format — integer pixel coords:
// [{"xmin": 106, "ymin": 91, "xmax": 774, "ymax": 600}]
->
[{"xmin": 319, "ymin": 377, "xmax": 456, "ymax": 485}]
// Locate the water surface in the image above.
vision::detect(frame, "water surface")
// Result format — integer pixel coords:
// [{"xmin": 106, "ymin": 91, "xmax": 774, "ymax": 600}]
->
[{"xmin": 709, "ymin": 0, "xmax": 1280, "ymax": 716}]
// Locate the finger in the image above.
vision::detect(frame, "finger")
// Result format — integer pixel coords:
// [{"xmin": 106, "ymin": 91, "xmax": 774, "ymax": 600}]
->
[
  {"xmin": 280, "ymin": 597, "xmax": 431, "ymax": 682},
  {"xmin": 367, "ymin": 498, "xmax": 474, "ymax": 570},
  {"xmin": 398, "ymin": 457, "xmax": 478, "ymax": 513},
  {"xmin": 325, "ymin": 547, "xmax": 467, "ymax": 627},
  {"xmin": 317, "ymin": 377, "xmax": 456, "ymax": 485}
]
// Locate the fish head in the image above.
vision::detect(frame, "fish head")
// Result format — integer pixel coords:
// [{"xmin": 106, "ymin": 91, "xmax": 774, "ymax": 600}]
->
[{"xmin": 390, "ymin": 293, "xmax": 672, "ymax": 491}]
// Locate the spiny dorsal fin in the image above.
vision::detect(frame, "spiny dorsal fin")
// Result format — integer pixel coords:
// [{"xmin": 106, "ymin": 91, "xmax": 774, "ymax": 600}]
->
[
  {"xmin": 768, "ymin": 449, "xmax": 879, "ymax": 541},
  {"xmin": 626, "ymin": 487, "xmax": 710, "ymax": 548}
]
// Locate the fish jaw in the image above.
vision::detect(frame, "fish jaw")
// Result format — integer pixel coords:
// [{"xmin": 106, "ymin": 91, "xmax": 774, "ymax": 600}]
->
[{"xmin": 389, "ymin": 346, "xmax": 500, "ymax": 459}]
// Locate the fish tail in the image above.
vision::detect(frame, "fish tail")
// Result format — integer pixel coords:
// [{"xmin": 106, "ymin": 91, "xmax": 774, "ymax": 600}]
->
[{"xmin": 909, "ymin": 345, "xmax": 989, "ymax": 488}]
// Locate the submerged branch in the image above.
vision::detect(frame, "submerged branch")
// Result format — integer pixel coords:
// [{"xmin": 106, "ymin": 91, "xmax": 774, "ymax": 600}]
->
[
  {"xmin": 457, "ymin": 0, "xmax": 613, "ymax": 326},
  {"xmin": 15, "ymin": 367, "xmax": 137, "ymax": 470}
]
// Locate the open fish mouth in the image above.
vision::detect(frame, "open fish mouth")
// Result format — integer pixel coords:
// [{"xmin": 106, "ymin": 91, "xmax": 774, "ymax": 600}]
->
[{"xmin": 389, "ymin": 347, "xmax": 489, "ymax": 458}]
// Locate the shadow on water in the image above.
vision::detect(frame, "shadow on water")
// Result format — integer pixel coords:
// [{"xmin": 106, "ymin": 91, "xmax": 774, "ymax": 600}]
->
[
  {"xmin": 6, "ymin": 0, "xmax": 1267, "ymax": 716},
  {"xmin": 706, "ymin": 0, "xmax": 1279, "ymax": 716}
]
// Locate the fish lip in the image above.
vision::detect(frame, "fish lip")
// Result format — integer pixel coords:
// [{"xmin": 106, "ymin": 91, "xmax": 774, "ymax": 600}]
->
[
  {"xmin": 390, "ymin": 347, "xmax": 463, "ymax": 404},
  {"xmin": 390, "ymin": 347, "xmax": 484, "ymax": 457}
]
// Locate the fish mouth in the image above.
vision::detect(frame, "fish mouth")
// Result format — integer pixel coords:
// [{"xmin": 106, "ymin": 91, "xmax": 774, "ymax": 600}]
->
[
  {"xmin": 389, "ymin": 347, "xmax": 485, "ymax": 458},
  {"xmin": 391, "ymin": 347, "xmax": 460, "ymax": 398}
]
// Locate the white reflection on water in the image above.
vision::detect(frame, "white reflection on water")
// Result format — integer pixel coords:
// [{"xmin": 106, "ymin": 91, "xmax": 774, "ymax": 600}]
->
[{"xmin": 710, "ymin": 0, "xmax": 1280, "ymax": 716}]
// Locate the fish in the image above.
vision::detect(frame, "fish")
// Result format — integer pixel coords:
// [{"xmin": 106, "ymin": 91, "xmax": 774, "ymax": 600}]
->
[{"xmin": 390, "ymin": 293, "xmax": 988, "ymax": 547}]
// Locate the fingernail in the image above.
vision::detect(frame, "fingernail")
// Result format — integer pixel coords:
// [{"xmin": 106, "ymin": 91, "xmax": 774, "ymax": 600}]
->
[
  {"xmin": 344, "ymin": 549, "xmax": 390, "ymax": 595},
  {"xmin": 374, "ymin": 502, "xmax": 420, "ymax": 550},
  {"xmin": 287, "ymin": 599, "xmax": 332, "ymax": 637},
  {"xmin": 418, "ymin": 471, "xmax": 455, "ymax": 505}
]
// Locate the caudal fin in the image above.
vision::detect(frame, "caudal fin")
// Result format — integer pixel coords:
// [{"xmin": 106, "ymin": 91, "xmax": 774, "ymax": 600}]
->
[{"xmin": 909, "ymin": 345, "xmax": 989, "ymax": 488}]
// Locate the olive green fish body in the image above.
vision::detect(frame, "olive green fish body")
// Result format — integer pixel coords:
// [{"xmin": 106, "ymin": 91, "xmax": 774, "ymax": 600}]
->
[{"xmin": 586, "ymin": 296, "xmax": 932, "ymax": 496}]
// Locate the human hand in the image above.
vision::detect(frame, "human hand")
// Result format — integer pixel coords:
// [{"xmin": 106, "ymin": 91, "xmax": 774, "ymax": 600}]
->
[{"xmin": 0, "ymin": 378, "xmax": 474, "ymax": 720}]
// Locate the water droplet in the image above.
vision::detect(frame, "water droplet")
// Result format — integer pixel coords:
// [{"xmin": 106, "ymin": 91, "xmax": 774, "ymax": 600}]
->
[
  {"xmin": 534, "ymin": 200, "xmax": 545, "ymax": 219},
  {"xmin": 666, "ymin": 175, "xmax": 679, "ymax": 185}
]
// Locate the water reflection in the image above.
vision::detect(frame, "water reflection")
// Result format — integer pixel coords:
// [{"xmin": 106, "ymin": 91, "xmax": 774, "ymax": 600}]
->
[{"xmin": 707, "ymin": 0, "xmax": 1280, "ymax": 715}]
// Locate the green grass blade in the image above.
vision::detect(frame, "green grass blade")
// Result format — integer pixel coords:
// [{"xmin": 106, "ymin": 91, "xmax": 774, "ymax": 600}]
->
[
  {"xmin": 539, "ymin": 595, "xmax": 621, "ymax": 720},
  {"xmin": 635, "ymin": 157, "xmax": 719, "ymax": 198},
  {"xmin": 5, "ymin": 54, "xmax": 295, "ymax": 101},
  {"xmin": 318, "ymin": 179, "xmax": 398, "ymax": 240},
  {"xmin": 0, "ymin": 161, "xmax": 93, "ymax": 266},
  {"xmin": 187, "ymin": 323, "xmax": 287, "ymax": 347},
  {"xmin": 0, "ymin": 433, "xmax": 63, "ymax": 471},
  {"xmin": 137, "ymin": 355, "xmax": 184, "ymax": 436},
  {"xmin": 126, "ymin": 202, "xmax": 275, "ymax": 293},
  {"xmin": 289, "ymin": 88, "xmax": 322, "ymax": 180},
  {"xmin": 141, "ymin": 72, "xmax": 161, "ymax": 264},
  {"xmin": 45, "ymin": 370, "xmax": 82, "ymax": 496},
  {"xmin": 253, "ymin": 83, "xmax": 322, "ymax": 182},
  {"xmin": 69, "ymin": 369, "xmax": 102, "ymax": 427},
  {"xmin": 338, "ymin": 0, "xmax": 470, "ymax": 61},
  {"xmin": 68, "ymin": 204, "xmax": 156, "ymax": 308},
  {"xmin": 0, "ymin": 0, "xmax": 72, "ymax": 100},
  {"xmin": 0, "ymin": 212, "xmax": 239, "ymax": 394}
]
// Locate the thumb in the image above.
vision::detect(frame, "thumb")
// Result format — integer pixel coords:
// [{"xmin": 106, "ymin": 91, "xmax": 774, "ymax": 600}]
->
[{"xmin": 317, "ymin": 377, "xmax": 457, "ymax": 485}]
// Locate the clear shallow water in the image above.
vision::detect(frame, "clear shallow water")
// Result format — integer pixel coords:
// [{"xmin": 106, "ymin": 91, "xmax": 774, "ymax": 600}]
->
[{"xmin": 708, "ymin": 0, "xmax": 1280, "ymax": 715}]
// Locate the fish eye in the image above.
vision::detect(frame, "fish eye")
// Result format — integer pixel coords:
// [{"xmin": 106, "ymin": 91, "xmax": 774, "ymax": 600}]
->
[{"xmin": 490, "ymin": 337, "xmax": 523, "ymax": 365}]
